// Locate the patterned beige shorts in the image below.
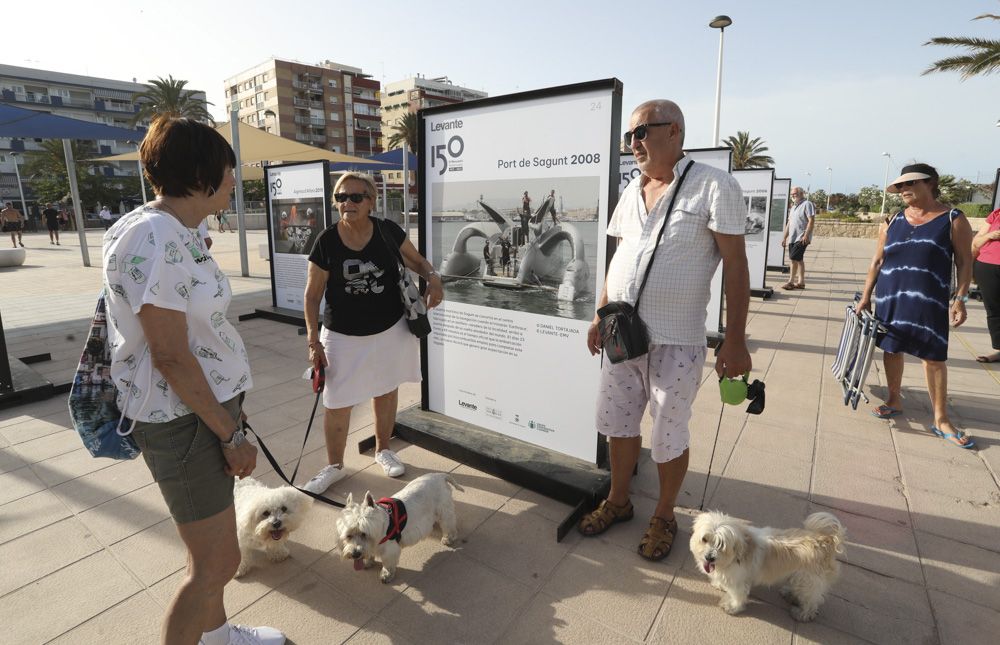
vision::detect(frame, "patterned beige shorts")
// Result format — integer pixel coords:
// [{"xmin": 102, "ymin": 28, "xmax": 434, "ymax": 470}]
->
[{"xmin": 596, "ymin": 345, "xmax": 707, "ymax": 463}]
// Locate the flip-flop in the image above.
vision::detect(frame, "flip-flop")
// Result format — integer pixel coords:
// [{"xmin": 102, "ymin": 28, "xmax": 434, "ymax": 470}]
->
[
  {"xmin": 781, "ymin": 283, "xmax": 796, "ymax": 290},
  {"xmin": 793, "ymin": 284, "xmax": 806, "ymax": 289},
  {"xmin": 931, "ymin": 426, "xmax": 976, "ymax": 449},
  {"xmin": 871, "ymin": 405, "xmax": 902, "ymax": 419}
]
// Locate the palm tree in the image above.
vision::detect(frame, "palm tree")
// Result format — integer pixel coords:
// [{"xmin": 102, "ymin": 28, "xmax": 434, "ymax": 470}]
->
[
  {"xmin": 23, "ymin": 140, "xmax": 107, "ymax": 204},
  {"xmin": 722, "ymin": 131, "xmax": 774, "ymax": 169},
  {"xmin": 923, "ymin": 7, "xmax": 1000, "ymax": 79},
  {"xmin": 131, "ymin": 75, "xmax": 214, "ymax": 126},
  {"xmin": 386, "ymin": 112, "xmax": 418, "ymax": 151}
]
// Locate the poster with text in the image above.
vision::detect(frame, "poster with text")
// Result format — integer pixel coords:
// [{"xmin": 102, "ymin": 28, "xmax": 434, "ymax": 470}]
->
[
  {"xmin": 732, "ymin": 169, "xmax": 775, "ymax": 290},
  {"xmin": 619, "ymin": 147, "xmax": 732, "ymax": 336},
  {"xmin": 265, "ymin": 161, "xmax": 330, "ymax": 310},
  {"xmin": 767, "ymin": 178, "xmax": 791, "ymax": 270},
  {"xmin": 421, "ymin": 80, "xmax": 621, "ymax": 463}
]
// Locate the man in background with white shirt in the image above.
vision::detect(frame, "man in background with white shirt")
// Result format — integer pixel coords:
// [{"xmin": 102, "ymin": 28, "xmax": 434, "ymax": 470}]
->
[
  {"xmin": 781, "ymin": 187, "xmax": 815, "ymax": 289},
  {"xmin": 578, "ymin": 100, "xmax": 751, "ymax": 562}
]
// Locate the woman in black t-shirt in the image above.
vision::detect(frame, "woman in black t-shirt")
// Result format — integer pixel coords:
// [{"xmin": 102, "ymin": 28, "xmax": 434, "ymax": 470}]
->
[{"xmin": 302, "ymin": 173, "xmax": 443, "ymax": 492}]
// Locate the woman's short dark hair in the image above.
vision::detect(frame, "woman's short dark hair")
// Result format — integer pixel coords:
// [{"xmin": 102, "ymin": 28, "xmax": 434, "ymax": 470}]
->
[
  {"xmin": 902, "ymin": 162, "xmax": 941, "ymax": 199},
  {"xmin": 140, "ymin": 117, "xmax": 237, "ymax": 197}
]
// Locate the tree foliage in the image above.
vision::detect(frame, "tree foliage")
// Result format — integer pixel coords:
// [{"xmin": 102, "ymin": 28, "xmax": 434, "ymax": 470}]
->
[
  {"xmin": 924, "ymin": 6, "xmax": 1000, "ymax": 79},
  {"xmin": 22, "ymin": 140, "xmax": 138, "ymax": 209},
  {"xmin": 722, "ymin": 131, "xmax": 774, "ymax": 169},
  {"xmin": 808, "ymin": 189, "xmax": 827, "ymax": 210},
  {"xmin": 131, "ymin": 75, "xmax": 214, "ymax": 126},
  {"xmin": 386, "ymin": 112, "xmax": 418, "ymax": 152}
]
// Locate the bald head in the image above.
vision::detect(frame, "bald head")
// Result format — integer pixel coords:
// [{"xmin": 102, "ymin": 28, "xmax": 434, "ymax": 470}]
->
[{"xmin": 632, "ymin": 100, "xmax": 685, "ymax": 146}]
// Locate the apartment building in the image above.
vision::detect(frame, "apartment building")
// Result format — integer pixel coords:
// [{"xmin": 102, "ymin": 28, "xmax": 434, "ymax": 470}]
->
[
  {"xmin": 380, "ymin": 76, "xmax": 486, "ymax": 187},
  {"xmin": 223, "ymin": 58, "xmax": 382, "ymax": 157},
  {"xmin": 0, "ymin": 64, "xmax": 202, "ymax": 208}
]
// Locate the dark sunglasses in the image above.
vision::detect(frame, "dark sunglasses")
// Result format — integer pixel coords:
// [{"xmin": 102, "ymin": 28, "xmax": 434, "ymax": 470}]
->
[
  {"xmin": 892, "ymin": 179, "xmax": 923, "ymax": 191},
  {"xmin": 624, "ymin": 122, "xmax": 672, "ymax": 147},
  {"xmin": 334, "ymin": 192, "xmax": 368, "ymax": 203}
]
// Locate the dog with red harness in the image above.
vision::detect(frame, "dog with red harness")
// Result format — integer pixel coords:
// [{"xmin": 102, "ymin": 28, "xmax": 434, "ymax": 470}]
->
[{"xmin": 335, "ymin": 472, "xmax": 464, "ymax": 583}]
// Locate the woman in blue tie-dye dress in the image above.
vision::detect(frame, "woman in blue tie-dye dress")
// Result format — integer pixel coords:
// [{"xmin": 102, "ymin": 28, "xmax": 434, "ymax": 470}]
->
[{"xmin": 856, "ymin": 163, "xmax": 975, "ymax": 448}]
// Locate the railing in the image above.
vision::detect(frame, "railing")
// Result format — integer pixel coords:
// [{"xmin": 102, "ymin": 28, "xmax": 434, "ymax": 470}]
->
[
  {"xmin": 294, "ymin": 133, "xmax": 326, "ymax": 143},
  {"xmin": 293, "ymin": 116, "xmax": 326, "ymax": 126},
  {"xmin": 292, "ymin": 80, "xmax": 323, "ymax": 91},
  {"xmin": 292, "ymin": 97, "xmax": 323, "ymax": 109}
]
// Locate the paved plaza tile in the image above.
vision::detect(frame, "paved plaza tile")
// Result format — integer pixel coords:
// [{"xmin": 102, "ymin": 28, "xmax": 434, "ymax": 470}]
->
[{"xmin": 1, "ymin": 230, "xmax": 999, "ymax": 643}]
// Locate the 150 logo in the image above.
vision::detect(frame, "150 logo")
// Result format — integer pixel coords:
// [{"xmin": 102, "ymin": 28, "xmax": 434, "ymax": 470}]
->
[
  {"xmin": 269, "ymin": 176, "xmax": 283, "ymax": 197},
  {"xmin": 431, "ymin": 136, "xmax": 465, "ymax": 176}
]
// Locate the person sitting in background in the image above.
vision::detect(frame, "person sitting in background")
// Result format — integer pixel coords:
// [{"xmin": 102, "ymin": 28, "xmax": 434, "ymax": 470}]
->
[{"xmin": 972, "ymin": 207, "xmax": 1000, "ymax": 363}]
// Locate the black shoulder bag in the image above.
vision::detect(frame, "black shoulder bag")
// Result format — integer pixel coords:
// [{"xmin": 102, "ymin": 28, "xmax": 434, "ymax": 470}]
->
[{"xmin": 597, "ymin": 161, "xmax": 694, "ymax": 364}]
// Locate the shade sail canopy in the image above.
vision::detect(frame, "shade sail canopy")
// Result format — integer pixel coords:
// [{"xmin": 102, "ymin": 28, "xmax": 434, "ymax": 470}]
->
[
  {"xmin": 0, "ymin": 102, "xmax": 145, "ymax": 140},
  {"xmin": 329, "ymin": 148, "xmax": 417, "ymax": 172},
  {"xmin": 93, "ymin": 121, "xmax": 385, "ymax": 167}
]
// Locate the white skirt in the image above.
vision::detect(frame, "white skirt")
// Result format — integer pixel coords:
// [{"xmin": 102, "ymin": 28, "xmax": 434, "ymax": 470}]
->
[{"xmin": 320, "ymin": 317, "xmax": 421, "ymax": 409}]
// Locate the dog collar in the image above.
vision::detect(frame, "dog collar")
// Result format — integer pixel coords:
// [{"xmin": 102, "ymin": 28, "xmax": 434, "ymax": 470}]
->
[{"xmin": 376, "ymin": 497, "xmax": 408, "ymax": 545}]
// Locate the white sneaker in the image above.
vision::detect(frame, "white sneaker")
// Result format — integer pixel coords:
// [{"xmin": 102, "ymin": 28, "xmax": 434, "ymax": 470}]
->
[
  {"xmin": 302, "ymin": 464, "xmax": 345, "ymax": 494},
  {"xmin": 228, "ymin": 624, "xmax": 285, "ymax": 645},
  {"xmin": 375, "ymin": 449, "xmax": 405, "ymax": 477}
]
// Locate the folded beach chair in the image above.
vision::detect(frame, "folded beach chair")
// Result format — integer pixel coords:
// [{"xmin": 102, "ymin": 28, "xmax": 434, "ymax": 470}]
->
[{"xmin": 831, "ymin": 296, "xmax": 885, "ymax": 410}]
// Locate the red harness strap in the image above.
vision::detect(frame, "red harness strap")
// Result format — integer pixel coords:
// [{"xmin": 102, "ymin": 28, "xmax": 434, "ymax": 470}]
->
[{"xmin": 376, "ymin": 497, "xmax": 408, "ymax": 545}]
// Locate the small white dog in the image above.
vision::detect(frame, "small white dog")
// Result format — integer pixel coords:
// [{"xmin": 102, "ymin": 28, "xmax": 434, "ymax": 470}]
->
[
  {"xmin": 233, "ymin": 477, "xmax": 313, "ymax": 577},
  {"xmin": 336, "ymin": 472, "xmax": 463, "ymax": 583},
  {"xmin": 689, "ymin": 510, "xmax": 845, "ymax": 621}
]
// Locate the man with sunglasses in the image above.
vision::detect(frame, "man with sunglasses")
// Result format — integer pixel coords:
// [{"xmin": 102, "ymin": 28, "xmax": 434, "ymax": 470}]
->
[
  {"xmin": 781, "ymin": 187, "xmax": 815, "ymax": 289},
  {"xmin": 579, "ymin": 100, "xmax": 752, "ymax": 562}
]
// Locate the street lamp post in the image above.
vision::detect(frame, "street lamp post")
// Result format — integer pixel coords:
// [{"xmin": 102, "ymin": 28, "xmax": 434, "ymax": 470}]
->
[
  {"xmin": 826, "ymin": 166, "xmax": 833, "ymax": 211},
  {"xmin": 880, "ymin": 152, "xmax": 892, "ymax": 215},
  {"xmin": 709, "ymin": 15, "xmax": 733, "ymax": 147},
  {"xmin": 805, "ymin": 172, "xmax": 811, "ymax": 194},
  {"xmin": 9, "ymin": 152, "xmax": 28, "ymax": 216}
]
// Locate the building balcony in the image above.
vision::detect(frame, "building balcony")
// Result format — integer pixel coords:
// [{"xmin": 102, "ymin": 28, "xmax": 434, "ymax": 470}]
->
[
  {"xmin": 292, "ymin": 80, "xmax": 324, "ymax": 91},
  {"xmin": 295, "ymin": 133, "xmax": 327, "ymax": 144},
  {"xmin": 294, "ymin": 116, "xmax": 326, "ymax": 126},
  {"xmin": 292, "ymin": 97, "xmax": 324, "ymax": 109}
]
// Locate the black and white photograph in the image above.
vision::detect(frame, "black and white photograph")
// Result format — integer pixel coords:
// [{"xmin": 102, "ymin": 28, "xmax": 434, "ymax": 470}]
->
[
  {"xmin": 431, "ymin": 176, "xmax": 601, "ymax": 322},
  {"xmin": 744, "ymin": 195, "xmax": 768, "ymax": 238},
  {"xmin": 271, "ymin": 197, "xmax": 324, "ymax": 255}
]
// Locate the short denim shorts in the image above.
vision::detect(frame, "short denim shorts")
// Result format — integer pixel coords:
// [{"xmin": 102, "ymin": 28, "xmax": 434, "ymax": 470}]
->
[{"xmin": 131, "ymin": 395, "xmax": 241, "ymax": 524}]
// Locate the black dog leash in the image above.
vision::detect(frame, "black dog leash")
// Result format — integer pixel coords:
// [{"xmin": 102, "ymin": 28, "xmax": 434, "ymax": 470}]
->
[{"xmin": 242, "ymin": 366, "xmax": 346, "ymax": 509}]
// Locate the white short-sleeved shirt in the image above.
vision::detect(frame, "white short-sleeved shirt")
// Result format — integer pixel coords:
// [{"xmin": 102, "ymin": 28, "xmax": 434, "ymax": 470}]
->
[
  {"xmin": 605, "ymin": 156, "xmax": 747, "ymax": 346},
  {"xmin": 103, "ymin": 206, "xmax": 252, "ymax": 422},
  {"xmin": 787, "ymin": 200, "xmax": 816, "ymax": 243}
]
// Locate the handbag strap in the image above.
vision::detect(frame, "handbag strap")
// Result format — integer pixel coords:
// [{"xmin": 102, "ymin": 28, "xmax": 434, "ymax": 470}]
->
[
  {"xmin": 373, "ymin": 217, "xmax": 407, "ymax": 271},
  {"xmin": 633, "ymin": 160, "xmax": 695, "ymax": 311}
]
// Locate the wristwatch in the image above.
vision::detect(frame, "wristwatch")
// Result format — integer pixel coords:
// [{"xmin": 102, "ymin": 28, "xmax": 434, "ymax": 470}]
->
[
  {"xmin": 954, "ymin": 294, "xmax": 969, "ymax": 303},
  {"xmin": 220, "ymin": 427, "xmax": 246, "ymax": 451}
]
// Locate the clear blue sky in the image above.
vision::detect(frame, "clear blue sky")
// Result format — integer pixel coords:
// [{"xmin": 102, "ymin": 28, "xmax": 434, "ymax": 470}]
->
[{"xmin": 8, "ymin": 0, "xmax": 999, "ymax": 194}]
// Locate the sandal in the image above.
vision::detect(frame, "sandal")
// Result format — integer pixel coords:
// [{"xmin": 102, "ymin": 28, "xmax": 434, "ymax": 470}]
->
[
  {"xmin": 577, "ymin": 498, "xmax": 634, "ymax": 536},
  {"xmin": 781, "ymin": 283, "xmax": 796, "ymax": 290},
  {"xmin": 931, "ymin": 426, "xmax": 976, "ymax": 450},
  {"xmin": 638, "ymin": 515, "xmax": 678, "ymax": 561}
]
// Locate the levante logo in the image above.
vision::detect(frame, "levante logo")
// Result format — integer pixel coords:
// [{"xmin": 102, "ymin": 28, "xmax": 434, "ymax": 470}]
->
[{"xmin": 430, "ymin": 119, "xmax": 465, "ymax": 176}]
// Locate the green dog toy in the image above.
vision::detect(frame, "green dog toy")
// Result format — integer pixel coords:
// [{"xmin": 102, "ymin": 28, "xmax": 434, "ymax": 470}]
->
[{"xmin": 719, "ymin": 373, "xmax": 750, "ymax": 405}]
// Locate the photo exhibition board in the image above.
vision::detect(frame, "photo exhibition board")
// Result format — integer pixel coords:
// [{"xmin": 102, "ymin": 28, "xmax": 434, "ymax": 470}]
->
[
  {"xmin": 732, "ymin": 168, "xmax": 775, "ymax": 290},
  {"xmin": 264, "ymin": 161, "xmax": 330, "ymax": 311},
  {"xmin": 420, "ymin": 80, "xmax": 621, "ymax": 463},
  {"xmin": 619, "ymin": 147, "xmax": 732, "ymax": 336},
  {"xmin": 994, "ymin": 168, "xmax": 1000, "ymax": 211},
  {"xmin": 767, "ymin": 178, "xmax": 791, "ymax": 270}
]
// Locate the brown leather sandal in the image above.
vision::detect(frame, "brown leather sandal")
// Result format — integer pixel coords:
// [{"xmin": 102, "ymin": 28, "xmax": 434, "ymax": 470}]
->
[
  {"xmin": 638, "ymin": 516, "xmax": 678, "ymax": 561},
  {"xmin": 577, "ymin": 498, "xmax": 634, "ymax": 536}
]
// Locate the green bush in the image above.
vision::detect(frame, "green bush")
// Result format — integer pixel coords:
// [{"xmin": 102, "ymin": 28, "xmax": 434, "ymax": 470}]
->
[{"xmin": 955, "ymin": 202, "xmax": 991, "ymax": 218}]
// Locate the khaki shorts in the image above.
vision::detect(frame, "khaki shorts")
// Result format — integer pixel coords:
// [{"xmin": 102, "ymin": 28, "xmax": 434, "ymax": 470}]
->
[
  {"xmin": 131, "ymin": 395, "xmax": 242, "ymax": 524},
  {"xmin": 596, "ymin": 345, "xmax": 706, "ymax": 463}
]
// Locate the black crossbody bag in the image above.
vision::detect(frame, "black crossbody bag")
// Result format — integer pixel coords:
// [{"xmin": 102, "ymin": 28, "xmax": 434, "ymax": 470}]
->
[{"xmin": 597, "ymin": 161, "xmax": 694, "ymax": 364}]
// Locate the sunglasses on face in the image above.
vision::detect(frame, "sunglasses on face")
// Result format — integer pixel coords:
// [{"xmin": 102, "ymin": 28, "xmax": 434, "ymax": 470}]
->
[
  {"xmin": 624, "ymin": 122, "xmax": 672, "ymax": 148},
  {"xmin": 893, "ymin": 179, "xmax": 922, "ymax": 191},
  {"xmin": 334, "ymin": 192, "xmax": 368, "ymax": 203}
]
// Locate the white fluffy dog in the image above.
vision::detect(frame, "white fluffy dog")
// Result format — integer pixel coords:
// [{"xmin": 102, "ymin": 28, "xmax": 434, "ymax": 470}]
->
[
  {"xmin": 336, "ymin": 472, "xmax": 463, "ymax": 583},
  {"xmin": 689, "ymin": 511, "xmax": 845, "ymax": 621},
  {"xmin": 233, "ymin": 477, "xmax": 313, "ymax": 577}
]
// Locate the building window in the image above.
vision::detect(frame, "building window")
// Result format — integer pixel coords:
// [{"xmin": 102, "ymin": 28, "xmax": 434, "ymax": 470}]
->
[
  {"xmin": 329, "ymin": 113, "xmax": 339, "ymax": 121},
  {"xmin": 328, "ymin": 79, "xmax": 338, "ymax": 88}
]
